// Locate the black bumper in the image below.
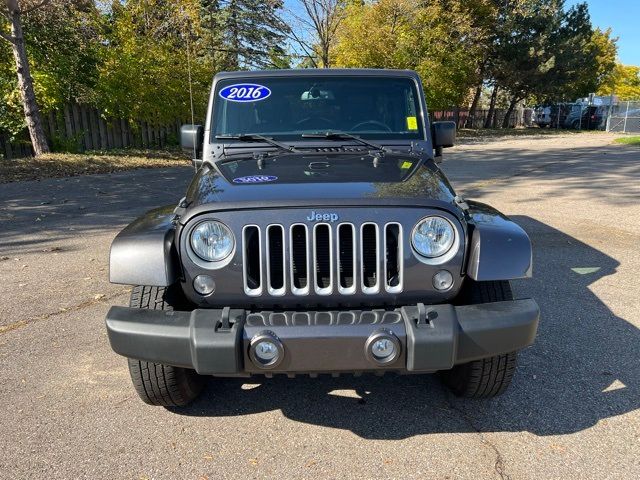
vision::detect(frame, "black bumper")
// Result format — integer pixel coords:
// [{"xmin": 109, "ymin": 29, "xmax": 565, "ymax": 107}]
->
[{"xmin": 105, "ymin": 300, "xmax": 539, "ymax": 375}]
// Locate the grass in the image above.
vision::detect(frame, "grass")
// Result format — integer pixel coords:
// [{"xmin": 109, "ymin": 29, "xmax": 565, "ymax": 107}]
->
[
  {"xmin": 613, "ymin": 136, "xmax": 640, "ymax": 146},
  {"xmin": 0, "ymin": 149, "xmax": 189, "ymax": 184}
]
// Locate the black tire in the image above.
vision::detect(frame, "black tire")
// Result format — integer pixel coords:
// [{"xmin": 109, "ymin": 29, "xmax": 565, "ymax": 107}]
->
[
  {"xmin": 126, "ymin": 285, "xmax": 204, "ymax": 407},
  {"xmin": 441, "ymin": 280, "xmax": 518, "ymax": 398}
]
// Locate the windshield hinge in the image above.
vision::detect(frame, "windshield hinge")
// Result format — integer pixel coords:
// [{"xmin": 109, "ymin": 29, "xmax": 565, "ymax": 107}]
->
[
  {"xmin": 454, "ymin": 195, "xmax": 469, "ymax": 210},
  {"xmin": 253, "ymin": 152, "xmax": 266, "ymax": 169}
]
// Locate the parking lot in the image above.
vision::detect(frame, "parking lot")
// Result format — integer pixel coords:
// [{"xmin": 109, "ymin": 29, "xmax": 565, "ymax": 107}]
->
[{"xmin": 1, "ymin": 132, "xmax": 638, "ymax": 479}]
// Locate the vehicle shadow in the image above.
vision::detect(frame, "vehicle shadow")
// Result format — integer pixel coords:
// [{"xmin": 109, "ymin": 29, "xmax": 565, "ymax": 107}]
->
[{"xmin": 173, "ymin": 216, "xmax": 639, "ymax": 439}]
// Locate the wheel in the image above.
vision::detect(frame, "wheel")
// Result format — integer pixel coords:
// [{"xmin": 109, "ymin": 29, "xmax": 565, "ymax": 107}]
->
[
  {"xmin": 440, "ymin": 280, "xmax": 518, "ymax": 398},
  {"xmin": 350, "ymin": 120, "xmax": 392, "ymax": 132},
  {"xmin": 295, "ymin": 116, "xmax": 333, "ymax": 129},
  {"xmin": 126, "ymin": 285, "xmax": 205, "ymax": 407}
]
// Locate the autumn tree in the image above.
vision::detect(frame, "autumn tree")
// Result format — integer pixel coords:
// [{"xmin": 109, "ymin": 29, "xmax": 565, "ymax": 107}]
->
[
  {"xmin": 1, "ymin": 0, "xmax": 51, "ymax": 155},
  {"xmin": 598, "ymin": 64, "xmax": 640, "ymax": 100},
  {"xmin": 332, "ymin": 0, "xmax": 486, "ymax": 110}
]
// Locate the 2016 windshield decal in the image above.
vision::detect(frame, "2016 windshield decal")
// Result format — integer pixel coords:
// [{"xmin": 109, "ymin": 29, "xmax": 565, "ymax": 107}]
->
[
  {"xmin": 233, "ymin": 175, "xmax": 278, "ymax": 184},
  {"xmin": 219, "ymin": 84, "xmax": 271, "ymax": 102}
]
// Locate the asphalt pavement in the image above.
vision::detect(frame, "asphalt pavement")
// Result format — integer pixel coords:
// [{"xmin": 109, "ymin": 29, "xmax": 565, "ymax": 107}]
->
[{"xmin": 1, "ymin": 133, "xmax": 638, "ymax": 479}]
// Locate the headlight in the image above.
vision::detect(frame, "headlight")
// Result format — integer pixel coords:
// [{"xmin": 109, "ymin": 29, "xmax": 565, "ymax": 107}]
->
[
  {"xmin": 412, "ymin": 216, "xmax": 455, "ymax": 258},
  {"xmin": 190, "ymin": 221, "xmax": 234, "ymax": 261}
]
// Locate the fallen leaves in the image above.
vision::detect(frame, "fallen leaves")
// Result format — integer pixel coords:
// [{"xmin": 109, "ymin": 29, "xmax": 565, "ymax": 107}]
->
[{"xmin": 0, "ymin": 150, "xmax": 189, "ymax": 184}]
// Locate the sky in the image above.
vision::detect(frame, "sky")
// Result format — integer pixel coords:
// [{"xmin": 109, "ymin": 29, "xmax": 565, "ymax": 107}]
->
[{"xmin": 568, "ymin": 1, "xmax": 638, "ymax": 65}]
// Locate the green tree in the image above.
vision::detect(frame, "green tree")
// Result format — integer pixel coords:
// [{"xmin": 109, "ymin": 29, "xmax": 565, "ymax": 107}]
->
[
  {"xmin": 482, "ymin": 0, "xmax": 617, "ymax": 127},
  {"xmin": 96, "ymin": 0, "xmax": 212, "ymax": 125},
  {"xmin": 200, "ymin": 0, "xmax": 289, "ymax": 69},
  {"xmin": 1, "ymin": 1, "xmax": 101, "ymax": 141},
  {"xmin": 561, "ymin": 27, "xmax": 617, "ymax": 99},
  {"xmin": 1, "ymin": 0, "xmax": 54, "ymax": 154}
]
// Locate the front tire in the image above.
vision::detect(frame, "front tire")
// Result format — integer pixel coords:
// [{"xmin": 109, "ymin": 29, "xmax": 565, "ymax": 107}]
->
[
  {"xmin": 126, "ymin": 285, "xmax": 205, "ymax": 407},
  {"xmin": 441, "ymin": 280, "xmax": 518, "ymax": 398}
]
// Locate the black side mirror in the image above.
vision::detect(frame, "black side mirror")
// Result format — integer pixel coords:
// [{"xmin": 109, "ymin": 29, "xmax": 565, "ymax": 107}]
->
[
  {"xmin": 180, "ymin": 124, "xmax": 204, "ymax": 162},
  {"xmin": 431, "ymin": 121, "xmax": 456, "ymax": 162}
]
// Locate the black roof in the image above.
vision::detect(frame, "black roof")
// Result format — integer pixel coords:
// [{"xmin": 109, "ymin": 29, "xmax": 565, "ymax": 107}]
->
[{"xmin": 213, "ymin": 68, "xmax": 421, "ymax": 81}]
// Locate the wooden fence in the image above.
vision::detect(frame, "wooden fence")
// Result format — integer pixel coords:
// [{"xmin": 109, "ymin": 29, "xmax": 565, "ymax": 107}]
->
[
  {"xmin": 2, "ymin": 104, "xmax": 525, "ymax": 160},
  {"xmin": 429, "ymin": 108, "xmax": 520, "ymax": 129},
  {"xmin": 0, "ymin": 103, "xmax": 185, "ymax": 160}
]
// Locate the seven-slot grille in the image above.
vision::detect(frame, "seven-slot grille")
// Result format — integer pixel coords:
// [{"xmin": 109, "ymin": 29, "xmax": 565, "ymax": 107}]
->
[{"xmin": 242, "ymin": 223, "xmax": 403, "ymax": 297}]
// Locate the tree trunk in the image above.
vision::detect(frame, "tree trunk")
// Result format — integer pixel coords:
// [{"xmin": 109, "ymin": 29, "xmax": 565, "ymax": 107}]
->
[
  {"xmin": 6, "ymin": 2, "xmax": 50, "ymax": 155},
  {"xmin": 466, "ymin": 84, "xmax": 482, "ymax": 128},
  {"xmin": 320, "ymin": 41, "xmax": 330, "ymax": 68},
  {"xmin": 502, "ymin": 96, "xmax": 519, "ymax": 129},
  {"xmin": 229, "ymin": 0, "xmax": 240, "ymax": 69},
  {"xmin": 484, "ymin": 85, "xmax": 499, "ymax": 129}
]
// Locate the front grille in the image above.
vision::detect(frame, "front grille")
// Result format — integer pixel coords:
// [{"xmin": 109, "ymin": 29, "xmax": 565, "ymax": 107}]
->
[{"xmin": 242, "ymin": 222, "xmax": 403, "ymax": 296}]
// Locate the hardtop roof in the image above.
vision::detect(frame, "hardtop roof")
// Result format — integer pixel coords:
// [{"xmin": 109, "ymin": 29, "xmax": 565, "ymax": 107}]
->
[{"xmin": 213, "ymin": 68, "xmax": 421, "ymax": 81}]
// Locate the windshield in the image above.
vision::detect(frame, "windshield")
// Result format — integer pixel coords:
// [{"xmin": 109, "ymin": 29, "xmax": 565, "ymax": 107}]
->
[{"xmin": 212, "ymin": 76, "xmax": 425, "ymax": 141}]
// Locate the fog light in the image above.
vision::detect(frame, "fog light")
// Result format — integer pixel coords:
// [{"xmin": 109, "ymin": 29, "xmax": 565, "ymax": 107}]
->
[
  {"xmin": 193, "ymin": 275, "xmax": 215, "ymax": 295},
  {"xmin": 255, "ymin": 341, "xmax": 278, "ymax": 361},
  {"xmin": 433, "ymin": 270, "xmax": 453, "ymax": 291},
  {"xmin": 372, "ymin": 339, "xmax": 395, "ymax": 359},
  {"xmin": 365, "ymin": 329, "xmax": 401, "ymax": 365},
  {"xmin": 249, "ymin": 331, "xmax": 284, "ymax": 369}
]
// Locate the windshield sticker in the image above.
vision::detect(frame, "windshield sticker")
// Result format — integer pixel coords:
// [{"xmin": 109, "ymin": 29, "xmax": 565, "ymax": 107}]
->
[
  {"xmin": 400, "ymin": 161, "xmax": 413, "ymax": 169},
  {"xmin": 233, "ymin": 175, "xmax": 278, "ymax": 184},
  {"xmin": 406, "ymin": 116, "xmax": 418, "ymax": 130},
  {"xmin": 219, "ymin": 84, "xmax": 271, "ymax": 102}
]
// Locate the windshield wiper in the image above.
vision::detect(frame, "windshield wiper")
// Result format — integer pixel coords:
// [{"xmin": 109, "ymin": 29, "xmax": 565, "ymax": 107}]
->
[
  {"xmin": 216, "ymin": 134, "xmax": 298, "ymax": 153},
  {"xmin": 301, "ymin": 131, "xmax": 385, "ymax": 152}
]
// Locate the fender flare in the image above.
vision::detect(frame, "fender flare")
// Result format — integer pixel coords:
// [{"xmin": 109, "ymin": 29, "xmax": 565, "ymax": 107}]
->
[
  {"xmin": 109, "ymin": 206, "xmax": 180, "ymax": 286},
  {"xmin": 465, "ymin": 201, "xmax": 532, "ymax": 281}
]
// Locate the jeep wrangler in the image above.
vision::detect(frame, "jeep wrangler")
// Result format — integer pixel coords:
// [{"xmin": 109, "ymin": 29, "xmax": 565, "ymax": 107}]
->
[{"xmin": 106, "ymin": 69, "xmax": 539, "ymax": 406}]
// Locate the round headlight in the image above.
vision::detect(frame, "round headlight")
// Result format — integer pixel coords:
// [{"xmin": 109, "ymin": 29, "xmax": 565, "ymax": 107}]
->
[
  {"xmin": 190, "ymin": 221, "xmax": 234, "ymax": 262},
  {"xmin": 412, "ymin": 216, "xmax": 455, "ymax": 258}
]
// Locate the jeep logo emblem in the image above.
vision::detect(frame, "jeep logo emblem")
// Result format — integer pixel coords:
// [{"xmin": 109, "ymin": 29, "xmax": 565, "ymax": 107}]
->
[{"xmin": 307, "ymin": 211, "xmax": 339, "ymax": 223}]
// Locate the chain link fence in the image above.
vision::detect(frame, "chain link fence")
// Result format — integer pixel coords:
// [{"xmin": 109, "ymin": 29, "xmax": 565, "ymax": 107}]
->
[
  {"xmin": 607, "ymin": 101, "xmax": 640, "ymax": 133},
  {"xmin": 531, "ymin": 100, "xmax": 640, "ymax": 133},
  {"xmin": 531, "ymin": 103, "xmax": 607, "ymax": 130}
]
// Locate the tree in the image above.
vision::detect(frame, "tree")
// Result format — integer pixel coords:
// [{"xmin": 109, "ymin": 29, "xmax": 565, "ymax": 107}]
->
[
  {"xmin": 598, "ymin": 64, "xmax": 640, "ymax": 100},
  {"xmin": 332, "ymin": 0, "xmax": 485, "ymax": 109},
  {"xmin": 558, "ymin": 27, "xmax": 617, "ymax": 100},
  {"xmin": 480, "ymin": 0, "xmax": 616, "ymax": 128},
  {"xmin": 97, "ymin": 0, "xmax": 213, "ymax": 125},
  {"xmin": 1, "ymin": 0, "xmax": 51, "ymax": 155},
  {"xmin": 200, "ymin": 0, "xmax": 289, "ymax": 69},
  {"xmin": 292, "ymin": 0, "xmax": 346, "ymax": 68}
]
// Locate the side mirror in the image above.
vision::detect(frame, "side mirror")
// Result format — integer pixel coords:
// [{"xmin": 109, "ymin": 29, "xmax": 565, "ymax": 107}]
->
[
  {"xmin": 180, "ymin": 124, "xmax": 204, "ymax": 161},
  {"xmin": 431, "ymin": 121, "xmax": 456, "ymax": 162}
]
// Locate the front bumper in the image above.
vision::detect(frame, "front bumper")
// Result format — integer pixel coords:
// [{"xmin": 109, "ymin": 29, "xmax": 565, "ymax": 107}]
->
[{"xmin": 105, "ymin": 300, "xmax": 539, "ymax": 375}]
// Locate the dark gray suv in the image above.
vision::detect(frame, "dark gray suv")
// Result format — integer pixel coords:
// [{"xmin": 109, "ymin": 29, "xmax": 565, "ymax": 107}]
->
[{"xmin": 106, "ymin": 69, "xmax": 539, "ymax": 406}]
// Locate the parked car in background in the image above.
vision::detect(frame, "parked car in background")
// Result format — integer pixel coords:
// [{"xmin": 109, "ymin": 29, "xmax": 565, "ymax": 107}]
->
[
  {"xmin": 535, "ymin": 106, "xmax": 552, "ymax": 128},
  {"xmin": 563, "ymin": 105, "xmax": 603, "ymax": 130}
]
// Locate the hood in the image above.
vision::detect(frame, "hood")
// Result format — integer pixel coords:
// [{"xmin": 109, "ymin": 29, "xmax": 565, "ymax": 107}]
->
[{"xmin": 184, "ymin": 150, "xmax": 458, "ymax": 212}]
